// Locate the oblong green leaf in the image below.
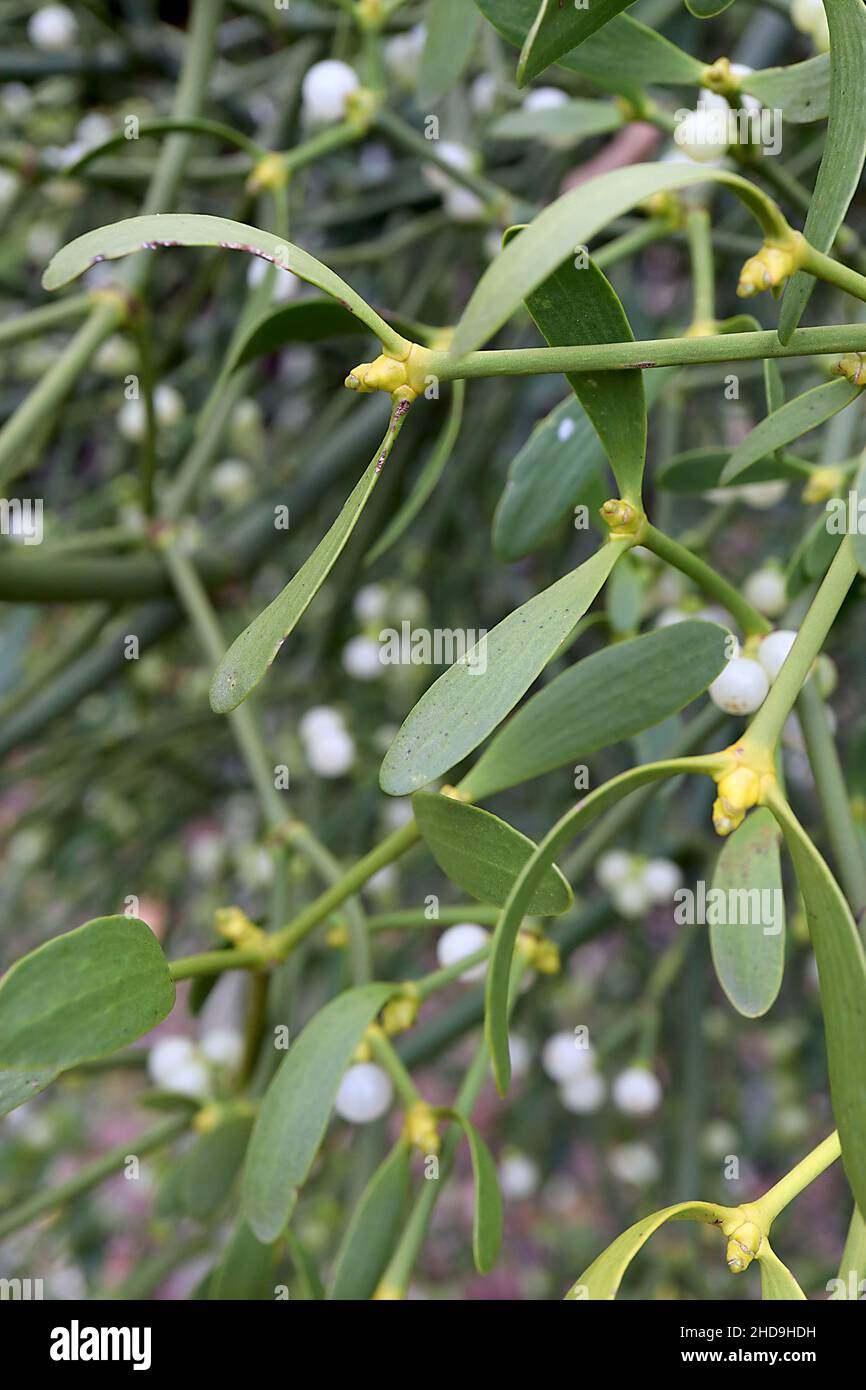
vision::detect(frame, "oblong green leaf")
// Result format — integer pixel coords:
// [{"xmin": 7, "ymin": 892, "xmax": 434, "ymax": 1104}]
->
[
  {"xmin": 413, "ymin": 792, "xmax": 572, "ymax": 914},
  {"xmin": 452, "ymin": 164, "xmax": 787, "ymax": 354},
  {"xmin": 768, "ymin": 790, "xmax": 866, "ymax": 1219},
  {"xmin": 565, "ymin": 1201, "xmax": 730, "ymax": 1300},
  {"xmin": 209, "ymin": 1220, "xmax": 281, "ymax": 1300},
  {"xmin": 419, "ymin": 0, "xmax": 481, "ymax": 105},
  {"xmin": 379, "ymin": 542, "xmax": 622, "ymax": 796},
  {"xmin": 462, "ymin": 621, "xmax": 729, "ymax": 800},
  {"xmin": 759, "ymin": 1244, "xmax": 807, "ymax": 1300},
  {"xmin": 517, "ymin": 0, "xmax": 637, "ymax": 87},
  {"xmin": 709, "ymin": 808, "xmax": 785, "ymax": 1019},
  {"xmin": 719, "ymin": 379, "xmax": 864, "ymax": 486},
  {"xmin": 328, "ymin": 1141, "xmax": 411, "ymax": 1300},
  {"xmin": 487, "ymin": 757, "xmax": 709, "ymax": 1092},
  {"xmin": 490, "ymin": 99, "xmax": 624, "ymax": 146},
  {"xmin": 779, "ymin": 0, "xmax": 866, "ymax": 342},
  {"xmin": 42, "ymin": 214, "xmax": 408, "ymax": 356},
  {"xmin": 0, "ymin": 916, "xmax": 175, "ymax": 1069},
  {"xmin": 657, "ymin": 446, "xmax": 807, "ymax": 493},
  {"xmin": 0, "ymin": 1067, "xmax": 59, "ymax": 1117},
  {"xmin": 516, "ymin": 246, "xmax": 646, "ymax": 504},
  {"xmin": 179, "ymin": 1113, "xmax": 254, "ymax": 1223},
  {"xmin": 439, "ymin": 1108, "xmax": 503, "ymax": 1273},
  {"xmin": 243, "ymin": 983, "xmax": 397, "ymax": 1242},
  {"xmin": 210, "ymin": 401, "xmax": 410, "ymax": 714},
  {"xmin": 742, "ymin": 55, "xmax": 830, "ymax": 125}
]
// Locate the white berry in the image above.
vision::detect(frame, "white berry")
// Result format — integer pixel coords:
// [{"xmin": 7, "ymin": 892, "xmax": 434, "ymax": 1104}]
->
[
  {"xmin": 498, "ymin": 1152, "xmax": 540, "ymax": 1199},
  {"xmin": 743, "ymin": 568, "xmax": 787, "ymax": 617},
  {"xmin": 610, "ymin": 1142, "xmax": 660, "ymax": 1186},
  {"xmin": 641, "ymin": 858, "xmax": 683, "ymax": 903},
  {"xmin": 508, "ymin": 1034, "xmax": 531, "ymax": 1079},
  {"xmin": 758, "ymin": 629, "xmax": 797, "ymax": 683},
  {"xmin": 612, "ymin": 1066, "xmax": 663, "ymax": 1116},
  {"xmin": 559, "ymin": 1070, "xmax": 606, "ymax": 1114},
  {"xmin": 675, "ymin": 101, "xmax": 730, "ymax": 163},
  {"xmin": 541, "ymin": 1030, "xmax": 595, "ymax": 1083},
  {"xmin": 612, "ymin": 878, "xmax": 653, "ymax": 919},
  {"xmin": 28, "ymin": 4, "xmax": 78, "ymax": 51},
  {"xmin": 595, "ymin": 849, "xmax": 633, "ymax": 891},
  {"xmin": 436, "ymin": 922, "xmax": 490, "ymax": 982},
  {"xmin": 342, "ymin": 635, "xmax": 383, "ymax": 681},
  {"xmin": 200, "ymin": 1028, "xmax": 244, "ymax": 1069},
  {"xmin": 709, "ymin": 657, "xmax": 769, "ymax": 714},
  {"xmin": 523, "ymin": 86, "xmax": 569, "ymax": 112},
  {"xmin": 334, "ymin": 1063, "xmax": 393, "ymax": 1123},
  {"xmin": 147, "ymin": 1036, "xmax": 194, "ymax": 1088},
  {"xmin": 301, "ymin": 60, "xmax": 360, "ymax": 125},
  {"xmin": 305, "ymin": 724, "xmax": 355, "ymax": 778},
  {"xmin": 353, "ymin": 583, "xmax": 388, "ymax": 623},
  {"xmin": 299, "ymin": 705, "xmax": 343, "ymax": 741},
  {"xmin": 167, "ymin": 1058, "xmax": 211, "ymax": 1100}
]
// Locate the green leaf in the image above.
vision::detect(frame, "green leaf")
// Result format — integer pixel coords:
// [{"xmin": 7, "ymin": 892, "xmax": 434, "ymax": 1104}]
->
[
  {"xmin": 178, "ymin": 1113, "xmax": 254, "ymax": 1223},
  {"xmin": 243, "ymin": 983, "xmax": 397, "ymax": 1242},
  {"xmin": 758, "ymin": 1244, "xmax": 807, "ymax": 1301},
  {"xmin": 487, "ymin": 758, "xmax": 706, "ymax": 1092},
  {"xmin": 516, "ymin": 245, "xmax": 646, "ymax": 504},
  {"xmin": 228, "ymin": 299, "xmax": 421, "ymax": 374},
  {"xmin": 564, "ymin": 1201, "xmax": 730, "ymax": 1299},
  {"xmin": 327, "ymin": 1141, "xmax": 411, "ymax": 1300},
  {"xmin": 42, "ymin": 213, "xmax": 408, "ymax": 356},
  {"xmin": 367, "ymin": 380, "xmax": 465, "ymax": 565},
  {"xmin": 719, "ymin": 379, "xmax": 864, "ymax": 486},
  {"xmin": 209, "ymin": 1220, "xmax": 281, "ymax": 1300},
  {"xmin": 517, "ymin": 0, "xmax": 638, "ymax": 87},
  {"xmin": 779, "ymin": 0, "xmax": 866, "ymax": 342},
  {"xmin": 474, "ymin": 1, "xmax": 703, "ymax": 88},
  {"xmin": 657, "ymin": 446, "xmax": 806, "ymax": 493},
  {"xmin": 462, "ymin": 621, "xmax": 729, "ymax": 801},
  {"xmin": 452, "ymin": 164, "xmax": 786, "ymax": 354},
  {"xmin": 413, "ymin": 792, "xmax": 572, "ymax": 914},
  {"xmin": 605, "ymin": 552, "xmax": 645, "ymax": 634},
  {"xmin": 379, "ymin": 542, "xmax": 622, "ymax": 795},
  {"xmin": 0, "ymin": 1067, "xmax": 58, "ymax": 1117},
  {"xmin": 419, "ymin": 0, "xmax": 481, "ymax": 105},
  {"xmin": 210, "ymin": 401, "xmax": 410, "ymax": 714},
  {"xmin": 0, "ymin": 915, "xmax": 175, "ymax": 1069},
  {"xmin": 490, "ymin": 99, "xmax": 624, "ymax": 146},
  {"xmin": 438, "ymin": 1108, "xmax": 503, "ymax": 1273},
  {"xmin": 853, "ymin": 453, "xmax": 866, "ymax": 576},
  {"xmin": 709, "ymin": 809, "xmax": 785, "ymax": 1019},
  {"xmin": 742, "ymin": 55, "xmax": 830, "ymax": 125},
  {"xmin": 769, "ymin": 791, "xmax": 866, "ymax": 1219}
]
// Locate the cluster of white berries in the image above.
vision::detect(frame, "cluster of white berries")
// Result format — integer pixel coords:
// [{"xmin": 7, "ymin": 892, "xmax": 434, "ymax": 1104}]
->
[
  {"xmin": 674, "ymin": 67, "xmax": 758, "ymax": 165},
  {"xmin": 28, "ymin": 4, "xmax": 78, "ymax": 51},
  {"xmin": 334, "ymin": 1062, "xmax": 393, "ymax": 1124},
  {"xmin": 790, "ymin": 0, "xmax": 830, "ymax": 50},
  {"xmin": 708, "ymin": 630, "xmax": 798, "ymax": 716},
  {"xmin": 301, "ymin": 60, "xmax": 360, "ymax": 126},
  {"xmin": 541, "ymin": 1031, "xmax": 664, "ymax": 1119},
  {"xmin": 341, "ymin": 582, "xmax": 426, "ymax": 682},
  {"xmin": 422, "ymin": 142, "xmax": 485, "ymax": 223},
  {"xmin": 147, "ymin": 1029, "xmax": 244, "ymax": 1099},
  {"xmin": 435, "ymin": 922, "xmax": 491, "ymax": 981},
  {"xmin": 299, "ymin": 705, "xmax": 356, "ymax": 778},
  {"xmin": 117, "ymin": 385, "xmax": 185, "ymax": 443},
  {"xmin": 595, "ymin": 850, "xmax": 683, "ymax": 919}
]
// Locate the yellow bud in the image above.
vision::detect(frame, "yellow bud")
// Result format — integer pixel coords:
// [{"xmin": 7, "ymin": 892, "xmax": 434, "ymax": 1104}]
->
[
  {"xmin": 701, "ymin": 56, "xmax": 736, "ymax": 96},
  {"xmin": 352, "ymin": 1038, "xmax": 373, "ymax": 1063},
  {"xmin": 802, "ymin": 465, "xmax": 846, "ymax": 504},
  {"xmin": 725, "ymin": 1220, "xmax": 763, "ymax": 1273},
  {"xmin": 193, "ymin": 1103, "xmax": 223, "ymax": 1134},
  {"xmin": 717, "ymin": 766, "xmax": 761, "ymax": 813},
  {"xmin": 403, "ymin": 1101, "xmax": 441, "ymax": 1155},
  {"xmin": 534, "ymin": 940, "xmax": 561, "ymax": 975},
  {"xmin": 325, "ymin": 923, "xmax": 350, "ymax": 949},
  {"xmin": 381, "ymin": 986, "xmax": 420, "ymax": 1037},
  {"xmin": 600, "ymin": 498, "xmax": 643, "ymax": 536},
  {"xmin": 831, "ymin": 352, "xmax": 866, "ymax": 387},
  {"xmin": 737, "ymin": 236, "xmax": 803, "ymax": 299},
  {"xmin": 247, "ymin": 152, "xmax": 288, "ymax": 193},
  {"xmin": 345, "ymin": 354, "xmax": 409, "ymax": 396}
]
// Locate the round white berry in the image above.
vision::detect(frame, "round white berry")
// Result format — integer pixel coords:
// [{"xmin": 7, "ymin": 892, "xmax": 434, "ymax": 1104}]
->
[
  {"xmin": 610, "ymin": 1142, "xmax": 660, "ymax": 1186},
  {"xmin": 508, "ymin": 1034, "xmax": 531, "ymax": 1080},
  {"xmin": 305, "ymin": 725, "xmax": 355, "ymax": 778},
  {"xmin": 169, "ymin": 1057, "xmax": 211, "ymax": 1100},
  {"xmin": 436, "ymin": 922, "xmax": 490, "ymax": 982},
  {"xmin": 654, "ymin": 606, "xmax": 688, "ymax": 629},
  {"xmin": 470, "ymin": 72, "xmax": 498, "ymax": 116},
  {"xmin": 210, "ymin": 459, "xmax": 253, "ymax": 504},
  {"xmin": 541, "ymin": 1030, "xmax": 595, "ymax": 1083},
  {"xmin": 709, "ymin": 657, "xmax": 769, "ymax": 714},
  {"xmin": 595, "ymin": 849, "xmax": 633, "ymax": 891},
  {"xmin": 791, "ymin": 0, "xmax": 826, "ymax": 37},
  {"xmin": 298, "ymin": 705, "xmax": 343, "ymax": 741},
  {"xmin": 200, "ymin": 1028, "xmax": 244, "ymax": 1069},
  {"xmin": 739, "ymin": 480, "xmax": 788, "ymax": 509},
  {"xmin": 743, "ymin": 568, "xmax": 787, "ymax": 618},
  {"xmin": 443, "ymin": 184, "xmax": 485, "ymax": 223},
  {"xmin": 675, "ymin": 102, "xmax": 730, "ymax": 163},
  {"xmin": 334, "ymin": 1063, "xmax": 393, "ymax": 1123},
  {"xmin": 301, "ymin": 60, "xmax": 360, "ymax": 125},
  {"xmin": 383, "ymin": 23, "xmax": 427, "ymax": 88},
  {"xmin": 28, "ymin": 4, "xmax": 78, "ymax": 52},
  {"xmin": 523, "ymin": 86, "xmax": 569, "ymax": 112},
  {"xmin": 147, "ymin": 1036, "xmax": 195, "ymax": 1088},
  {"xmin": 342, "ymin": 635, "xmax": 383, "ymax": 681},
  {"xmin": 612, "ymin": 878, "xmax": 653, "ymax": 919},
  {"xmin": 559, "ymin": 1070, "xmax": 606, "ymax": 1114},
  {"xmin": 758, "ymin": 629, "xmax": 798, "ymax": 683},
  {"xmin": 498, "ymin": 1152, "xmax": 540, "ymax": 1199},
  {"xmin": 641, "ymin": 857, "xmax": 683, "ymax": 903},
  {"xmin": 612, "ymin": 1066, "xmax": 663, "ymax": 1116},
  {"xmin": 353, "ymin": 583, "xmax": 388, "ymax": 624}
]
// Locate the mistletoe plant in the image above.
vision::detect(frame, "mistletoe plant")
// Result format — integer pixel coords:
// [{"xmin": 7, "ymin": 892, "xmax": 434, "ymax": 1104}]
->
[{"xmin": 2, "ymin": 0, "xmax": 866, "ymax": 1302}]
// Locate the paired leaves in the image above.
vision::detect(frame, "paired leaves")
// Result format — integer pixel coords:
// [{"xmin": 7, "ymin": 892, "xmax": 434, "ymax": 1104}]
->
[
  {"xmin": 565, "ymin": 1201, "xmax": 729, "ymax": 1300},
  {"xmin": 380, "ymin": 542, "xmax": 622, "ymax": 795},
  {"xmin": 327, "ymin": 1141, "xmax": 411, "ymax": 1300},
  {"xmin": 243, "ymin": 983, "xmax": 397, "ymax": 1242},
  {"xmin": 462, "ymin": 621, "xmax": 730, "ymax": 801},
  {"xmin": 779, "ymin": 0, "xmax": 866, "ymax": 342},
  {"xmin": 709, "ymin": 809, "xmax": 785, "ymax": 1019},
  {"xmin": 0, "ymin": 915, "xmax": 174, "ymax": 1069},
  {"xmin": 413, "ymin": 792, "xmax": 572, "ymax": 914}
]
